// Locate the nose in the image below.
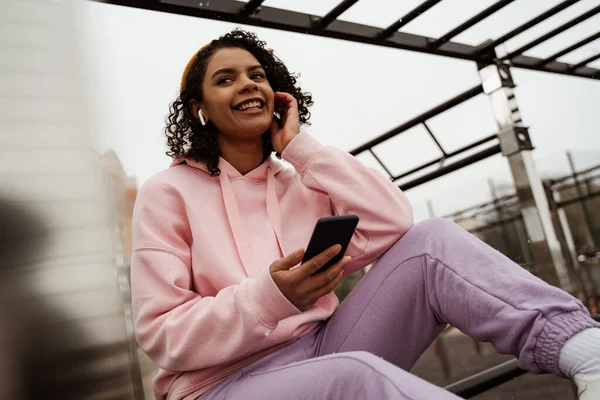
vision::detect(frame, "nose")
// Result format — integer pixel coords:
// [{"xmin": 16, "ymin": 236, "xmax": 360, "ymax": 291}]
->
[{"xmin": 238, "ymin": 75, "xmax": 258, "ymax": 93}]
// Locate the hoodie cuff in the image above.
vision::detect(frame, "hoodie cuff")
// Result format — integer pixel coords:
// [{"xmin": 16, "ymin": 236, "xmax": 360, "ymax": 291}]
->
[
  {"xmin": 245, "ymin": 265, "xmax": 302, "ymax": 329},
  {"xmin": 281, "ymin": 131, "xmax": 323, "ymax": 174}
]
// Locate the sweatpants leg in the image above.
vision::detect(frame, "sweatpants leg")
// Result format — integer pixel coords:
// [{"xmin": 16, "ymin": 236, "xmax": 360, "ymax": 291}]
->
[
  {"xmin": 220, "ymin": 351, "xmax": 461, "ymax": 400},
  {"xmin": 317, "ymin": 218, "xmax": 600, "ymax": 375},
  {"xmin": 198, "ymin": 329, "xmax": 460, "ymax": 400}
]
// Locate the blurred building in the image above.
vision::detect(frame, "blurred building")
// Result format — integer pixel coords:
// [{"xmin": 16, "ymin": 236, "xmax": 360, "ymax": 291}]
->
[
  {"xmin": 100, "ymin": 150, "xmax": 158, "ymax": 399},
  {"xmin": 100, "ymin": 150, "xmax": 138, "ymax": 297},
  {"xmin": 0, "ymin": 1, "xmax": 147, "ymax": 398}
]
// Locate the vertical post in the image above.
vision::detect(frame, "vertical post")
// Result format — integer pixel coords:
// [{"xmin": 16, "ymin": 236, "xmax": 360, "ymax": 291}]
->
[
  {"xmin": 478, "ymin": 58, "xmax": 571, "ymax": 291},
  {"xmin": 426, "ymin": 199, "xmax": 436, "ymax": 218},
  {"xmin": 566, "ymin": 151, "xmax": 598, "ymax": 248},
  {"xmin": 552, "ymin": 186, "xmax": 596, "ymax": 302},
  {"xmin": 489, "ymin": 179, "xmax": 514, "ymax": 257}
]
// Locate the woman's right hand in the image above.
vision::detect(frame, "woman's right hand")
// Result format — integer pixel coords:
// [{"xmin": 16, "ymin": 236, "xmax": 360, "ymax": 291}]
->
[{"xmin": 269, "ymin": 246, "xmax": 351, "ymax": 311}]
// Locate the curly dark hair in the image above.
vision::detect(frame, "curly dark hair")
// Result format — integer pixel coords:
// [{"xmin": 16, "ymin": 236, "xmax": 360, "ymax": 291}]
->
[{"xmin": 165, "ymin": 29, "xmax": 314, "ymax": 176}]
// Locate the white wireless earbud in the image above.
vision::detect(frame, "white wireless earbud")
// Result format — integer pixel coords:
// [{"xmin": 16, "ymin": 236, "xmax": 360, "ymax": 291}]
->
[{"xmin": 199, "ymin": 110, "xmax": 206, "ymax": 126}]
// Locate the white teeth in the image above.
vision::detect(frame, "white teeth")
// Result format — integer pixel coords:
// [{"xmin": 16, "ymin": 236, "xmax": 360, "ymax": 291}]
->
[{"xmin": 237, "ymin": 100, "xmax": 262, "ymax": 110}]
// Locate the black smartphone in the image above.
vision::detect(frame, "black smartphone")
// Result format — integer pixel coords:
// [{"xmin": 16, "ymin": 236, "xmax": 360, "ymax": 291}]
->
[{"xmin": 302, "ymin": 215, "xmax": 359, "ymax": 275}]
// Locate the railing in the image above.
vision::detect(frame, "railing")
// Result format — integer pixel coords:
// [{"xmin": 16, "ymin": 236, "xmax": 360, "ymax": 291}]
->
[
  {"xmin": 444, "ymin": 359, "xmax": 525, "ymax": 398},
  {"xmin": 444, "ymin": 314, "xmax": 600, "ymax": 398}
]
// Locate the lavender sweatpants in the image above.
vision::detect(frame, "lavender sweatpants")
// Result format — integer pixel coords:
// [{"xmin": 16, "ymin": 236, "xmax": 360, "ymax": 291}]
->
[{"xmin": 199, "ymin": 218, "xmax": 599, "ymax": 400}]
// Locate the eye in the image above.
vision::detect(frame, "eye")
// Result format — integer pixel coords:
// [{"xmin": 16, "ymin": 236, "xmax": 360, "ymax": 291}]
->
[
  {"xmin": 251, "ymin": 72, "xmax": 265, "ymax": 80},
  {"xmin": 217, "ymin": 76, "xmax": 233, "ymax": 85}
]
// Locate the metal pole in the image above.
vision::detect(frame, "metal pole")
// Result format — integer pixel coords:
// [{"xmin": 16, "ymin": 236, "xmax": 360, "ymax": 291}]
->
[
  {"xmin": 444, "ymin": 359, "xmax": 526, "ymax": 398},
  {"xmin": 539, "ymin": 31, "xmax": 600, "ymax": 66},
  {"xmin": 571, "ymin": 52, "xmax": 600, "ymax": 71},
  {"xmin": 478, "ymin": 58, "xmax": 571, "ymax": 290},
  {"xmin": 312, "ymin": 0, "xmax": 361, "ymax": 29},
  {"xmin": 241, "ymin": 0, "xmax": 265, "ymax": 15},
  {"xmin": 503, "ymin": 5, "xmax": 600, "ymax": 60},
  {"xmin": 350, "ymin": 85, "xmax": 484, "ymax": 156},
  {"xmin": 477, "ymin": 0, "xmax": 581, "ymax": 55},
  {"xmin": 429, "ymin": 0, "xmax": 516, "ymax": 48},
  {"xmin": 398, "ymin": 144, "xmax": 501, "ymax": 191},
  {"xmin": 393, "ymin": 133, "xmax": 498, "ymax": 180},
  {"xmin": 551, "ymin": 184, "xmax": 595, "ymax": 302},
  {"xmin": 426, "ymin": 199, "xmax": 436, "ymax": 218},
  {"xmin": 566, "ymin": 151, "xmax": 599, "ymax": 247},
  {"xmin": 377, "ymin": 0, "xmax": 442, "ymax": 39},
  {"xmin": 489, "ymin": 179, "xmax": 514, "ymax": 258}
]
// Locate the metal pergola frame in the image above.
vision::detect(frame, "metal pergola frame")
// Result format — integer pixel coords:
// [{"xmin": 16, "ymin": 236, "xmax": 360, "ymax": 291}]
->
[
  {"xmin": 97, "ymin": 0, "xmax": 600, "ymax": 192},
  {"xmin": 92, "ymin": 1, "xmax": 600, "ymax": 398},
  {"xmin": 98, "ymin": 0, "xmax": 600, "ymax": 80}
]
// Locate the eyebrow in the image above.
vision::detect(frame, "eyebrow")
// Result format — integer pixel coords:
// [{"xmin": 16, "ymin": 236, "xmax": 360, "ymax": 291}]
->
[{"xmin": 211, "ymin": 64, "xmax": 264, "ymax": 79}]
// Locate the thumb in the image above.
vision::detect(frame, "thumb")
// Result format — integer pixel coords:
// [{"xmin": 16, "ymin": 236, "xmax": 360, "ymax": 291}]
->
[{"xmin": 271, "ymin": 248, "xmax": 304, "ymax": 272}]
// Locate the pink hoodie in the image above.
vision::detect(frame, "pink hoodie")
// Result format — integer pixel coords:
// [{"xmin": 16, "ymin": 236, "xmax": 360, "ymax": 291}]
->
[{"xmin": 131, "ymin": 131, "xmax": 413, "ymax": 400}]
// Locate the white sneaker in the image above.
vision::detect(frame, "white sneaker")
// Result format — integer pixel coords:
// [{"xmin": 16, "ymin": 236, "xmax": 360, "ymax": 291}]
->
[{"xmin": 573, "ymin": 373, "xmax": 600, "ymax": 400}]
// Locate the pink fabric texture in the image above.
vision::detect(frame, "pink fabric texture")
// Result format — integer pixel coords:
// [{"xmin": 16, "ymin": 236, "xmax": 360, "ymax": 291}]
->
[{"xmin": 130, "ymin": 131, "xmax": 413, "ymax": 400}]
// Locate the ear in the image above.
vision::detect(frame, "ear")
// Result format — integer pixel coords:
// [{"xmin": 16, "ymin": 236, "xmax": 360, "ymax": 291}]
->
[{"xmin": 189, "ymin": 99, "xmax": 209, "ymax": 122}]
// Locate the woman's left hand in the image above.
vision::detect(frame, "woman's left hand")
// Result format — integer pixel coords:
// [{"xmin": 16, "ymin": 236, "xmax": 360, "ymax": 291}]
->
[{"xmin": 270, "ymin": 92, "xmax": 300, "ymax": 154}]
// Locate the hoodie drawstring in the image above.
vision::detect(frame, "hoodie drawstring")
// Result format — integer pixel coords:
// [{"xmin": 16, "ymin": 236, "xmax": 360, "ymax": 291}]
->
[
  {"xmin": 266, "ymin": 167, "xmax": 286, "ymax": 257},
  {"xmin": 218, "ymin": 166, "xmax": 285, "ymax": 277},
  {"xmin": 219, "ymin": 172, "xmax": 257, "ymax": 276}
]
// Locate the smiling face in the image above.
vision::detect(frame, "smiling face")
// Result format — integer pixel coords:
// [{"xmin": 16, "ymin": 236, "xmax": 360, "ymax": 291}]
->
[{"xmin": 197, "ymin": 47, "xmax": 275, "ymax": 143}]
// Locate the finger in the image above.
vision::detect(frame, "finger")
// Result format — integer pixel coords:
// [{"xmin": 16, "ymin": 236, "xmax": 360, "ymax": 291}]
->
[
  {"xmin": 305, "ymin": 256, "xmax": 351, "ymax": 292},
  {"xmin": 311, "ymin": 270, "xmax": 345, "ymax": 301},
  {"xmin": 286, "ymin": 97, "xmax": 298, "ymax": 115},
  {"xmin": 297, "ymin": 244, "xmax": 342, "ymax": 277},
  {"xmin": 271, "ymin": 248, "xmax": 304, "ymax": 272},
  {"xmin": 275, "ymin": 92, "xmax": 297, "ymax": 112},
  {"xmin": 274, "ymin": 91, "xmax": 294, "ymax": 102}
]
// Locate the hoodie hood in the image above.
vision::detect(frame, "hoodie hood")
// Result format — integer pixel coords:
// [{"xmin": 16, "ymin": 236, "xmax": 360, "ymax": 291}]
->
[
  {"xmin": 169, "ymin": 155, "xmax": 286, "ymax": 180},
  {"xmin": 169, "ymin": 156, "xmax": 287, "ymax": 276}
]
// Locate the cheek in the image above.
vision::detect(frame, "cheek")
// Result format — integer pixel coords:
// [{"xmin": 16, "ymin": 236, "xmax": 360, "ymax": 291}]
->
[
  {"xmin": 266, "ymin": 99, "xmax": 275, "ymax": 114},
  {"xmin": 262, "ymin": 85, "xmax": 275, "ymax": 110},
  {"xmin": 265, "ymin": 93, "xmax": 275, "ymax": 113},
  {"xmin": 206, "ymin": 96, "xmax": 232, "ymax": 121}
]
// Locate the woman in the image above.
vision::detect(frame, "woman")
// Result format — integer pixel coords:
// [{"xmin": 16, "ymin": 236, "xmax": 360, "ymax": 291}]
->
[{"xmin": 131, "ymin": 30, "xmax": 600, "ymax": 400}]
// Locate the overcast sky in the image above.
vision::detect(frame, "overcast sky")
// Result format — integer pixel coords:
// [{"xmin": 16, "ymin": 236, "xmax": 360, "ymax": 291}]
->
[{"xmin": 81, "ymin": 0, "xmax": 600, "ymax": 220}]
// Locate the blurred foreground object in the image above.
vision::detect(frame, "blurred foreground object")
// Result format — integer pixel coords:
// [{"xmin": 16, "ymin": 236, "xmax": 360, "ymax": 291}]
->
[{"xmin": 1, "ymin": 0, "xmax": 140, "ymax": 398}]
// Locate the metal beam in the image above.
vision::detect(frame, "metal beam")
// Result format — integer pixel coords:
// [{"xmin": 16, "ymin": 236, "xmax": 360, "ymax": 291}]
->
[
  {"xmin": 422, "ymin": 122, "xmax": 447, "ymax": 157},
  {"xmin": 445, "ymin": 359, "xmax": 526, "ymax": 399},
  {"xmin": 430, "ymin": 0, "xmax": 515, "ymax": 48},
  {"xmin": 504, "ymin": 4, "xmax": 600, "ymax": 60},
  {"xmin": 539, "ymin": 31, "xmax": 600, "ymax": 66},
  {"xmin": 98, "ymin": 0, "xmax": 479, "ymax": 59},
  {"xmin": 549, "ymin": 163, "xmax": 600, "ymax": 186},
  {"xmin": 93, "ymin": 0, "xmax": 600, "ymax": 80},
  {"xmin": 368, "ymin": 149, "xmax": 394, "ymax": 179},
  {"xmin": 555, "ymin": 190, "xmax": 600, "ymax": 208},
  {"xmin": 398, "ymin": 144, "xmax": 501, "ymax": 191},
  {"xmin": 572, "ymin": 52, "xmax": 600, "ymax": 70},
  {"xmin": 241, "ymin": 0, "xmax": 264, "ymax": 16},
  {"xmin": 350, "ymin": 84, "xmax": 484, "ymax": 156},
  {"xmin": 312, "ymin": 0, "xmax": 360, "ymax": 29},
  {"xmin": 394, "ymin": 133, "xmax": 498, "ymax": 181},
  {"xmin": 477, "ymin": 0, "xmax": 581, "ymax": 54},
  {"xmin": 377, "ymin": 0, "xmax": 442, "ymax": 40},
  {"xmin": 511, "ymin": 52, "xmax": 599, "ymax": 79},
  {"xmin": 445, "ymin": 193, "xmax": 516, "ymax": 221}
]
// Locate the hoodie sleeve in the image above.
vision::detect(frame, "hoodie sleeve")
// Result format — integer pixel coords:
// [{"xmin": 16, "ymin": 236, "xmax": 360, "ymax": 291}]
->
[
  {"xmin": 130, "ymin": 177, "xmax": 301, "ymax": 372},
  {"xmin": 281, "ymin": 131, "xmax": 414, "ymax": 275}
]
